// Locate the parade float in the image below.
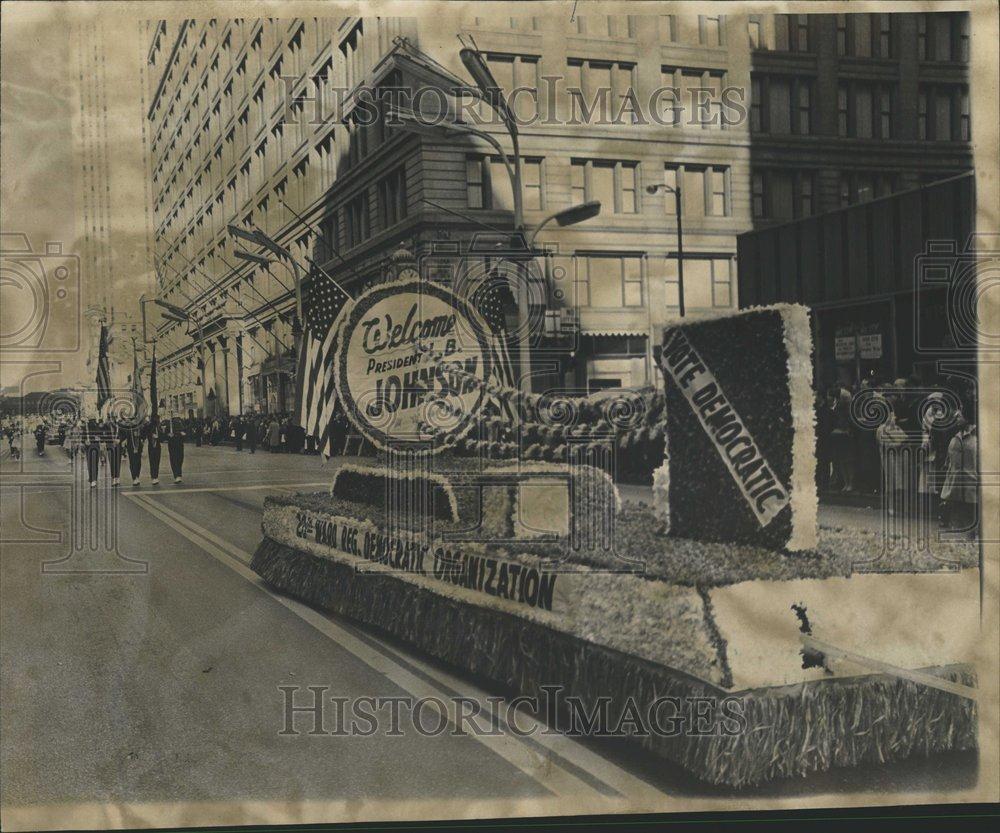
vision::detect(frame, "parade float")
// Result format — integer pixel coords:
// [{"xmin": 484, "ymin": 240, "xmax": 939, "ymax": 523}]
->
[{"xmin": 252, "ymin": 258, "xmax": 978, "ymax": 788}]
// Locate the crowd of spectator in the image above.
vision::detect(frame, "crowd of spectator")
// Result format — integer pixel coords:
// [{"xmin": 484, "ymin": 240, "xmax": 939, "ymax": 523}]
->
[{"xmin": 816, "ymin": 374, "xmax": 978, "ymax": 535}]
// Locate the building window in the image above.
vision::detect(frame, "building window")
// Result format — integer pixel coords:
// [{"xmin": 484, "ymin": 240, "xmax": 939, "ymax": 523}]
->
[
  {"xmin": 838, "ymin": 171, "xmax": 897, "ymax": 205},
  {"xmin": 662, "ymin": 166, "xmax": 679, "ymax": 215},
  {"xmin": 752, "ymin": 172, "xmax": 766, "ymax": 218},
  {"xmin": 661, "ymin": 67, "xmax": 729, "ymax": 129},
  {"xmin": 485, "ymin": 54, "xmax": 540, "ymax": 121},
  {"xmin": 576, "ymin": 254, "xmax": 643, "ymax": 308},
  {"xmin": 795, "ymin": 15, "xmax": 810, "ymax": 52},
  {"xmin": 665, "ymin": 256, "xmax": 734, "ymax": 310},
  {"xmin": 345, "ymin": 192, "xmax": 369, "ymax": 248},
  {"xmin": 876, "ymin": 14, "xmax": 892, "ymax": 58},
  {"xmin": 837, "ymin": 14, "xmax": 892, "ymax": 58},
  {"xmin": 660, "ymin": 164, "xmax": 730, "ymax": 218},
  {"xmin": 705, "ymin": 167, "xmax": 729, "ymax": 217},
  {"xmin": 752, "ymin": 75, "xmax": 813, "ymax": 135},
  {"xmin": 659, "ymin": 15, "xmax": 677, "ymax": 42},
  {"xmin": 590, "ymin": 335, "xmax": 647, "ymax": 357},
  {"xmin": 879, "ymin": 88, "xmax": 892, "ymax": 139},
  {"xmin": 920, "ymin": 13, "xmax": 970, "ymax": 62},
  {"xmin": 747, "ymin": 15, "xmax": 763, "ymax": 49},
  {"xmin": 567, "ymin": 59, "xmax": 636, "ymax": 122},
  {"xmin": 319, "ymin": 210, "xmax": 339, "ymax": 256},
  {"xmin": 345, "ymin": 113, "xmax": 368, "ymax": 167},
  {"xmin": 378, "ymin": 166, "xmax": 407, "ymax": 229},
  {"xmin": 918, "ymin": 84, "xmax": 970, "ymax": 141},
  {"xmin": 467, "ymin": 156, "xmax": 543, "ymax": 211},
  {"xmin": 750, "ymin": 78, "xmax": 763, "ymax": 132},
  {"xmin": 958, "ymin": 13, "xmax": 971, "ymax": 62},
  {"xmin": 751, "ymin": 170, "xmax": 816, "ymax": 220},
  {"xmin": 571, "ymin": 159, "xmax": 639, "ymax": 214},
  {"xmin": 699, "ymin": 15, "xmax": 725, "ymax": 47},
  {"xmin": 837, "ymin": 81, "xmax": 895, "ymax": 139},
  {"xmin": 774, "ymin": 14, "xmax": 809, "ymax": 52}
]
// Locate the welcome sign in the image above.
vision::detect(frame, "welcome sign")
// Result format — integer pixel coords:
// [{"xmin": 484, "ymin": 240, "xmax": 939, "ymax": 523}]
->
[
  {"xmin": 655, "ymin": 305, "xmax": 817, "ymax": 552},
  {"xmin": 334, "ymin": 280, "xmax": 493, "ymax": 451}
]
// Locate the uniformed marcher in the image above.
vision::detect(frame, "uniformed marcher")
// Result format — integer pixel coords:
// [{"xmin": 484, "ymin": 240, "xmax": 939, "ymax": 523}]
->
[
  {"xmin": 123, "ymin": 418, "xmax": 144, "ymax": 487},
  {"xmin": 104, "ymin": 416, "xmax": 124, "ymax": 487},
  {"xmin": 165, "ymin": 416, "xmax": 186, "ymax": 483},
  {"xmin": 84, "ymin": 418, "xmax": 102, "ymax": 487},
  {"xmin": 147, "ymin": 415, "xmax": 163, "ymax": 485}
]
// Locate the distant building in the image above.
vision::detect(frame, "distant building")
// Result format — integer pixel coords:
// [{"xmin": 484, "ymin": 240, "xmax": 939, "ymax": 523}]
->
[{"xmin": 145, "ymin": 10, "xmax": 971, "ymax": 415}]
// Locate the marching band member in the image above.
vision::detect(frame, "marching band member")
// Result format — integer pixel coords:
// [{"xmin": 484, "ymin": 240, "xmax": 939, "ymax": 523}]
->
[
  {"xmin": 166, "ymin": 415, "xmax": 186, "ymax": 483},
  {"xmin": 146, "ymin": 415, "xmax": 163, "ymax": 485},
  {"xmin": 124, "ymin": 418, "xmax": 145, "ymax": 487},
  {"xmin": 104, "ymin": 415, "xmax": 124, "ymax": 487},
  {"xmin": 84, "ymin": 418, "xmax": 102, "ymax": 488}
]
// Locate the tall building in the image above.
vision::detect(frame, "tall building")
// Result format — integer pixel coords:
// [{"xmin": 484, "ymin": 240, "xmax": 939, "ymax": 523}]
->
[
  {"xmin": 145, "ymin": 10, "xmax": 970, "ymax": 416},
  {"xmin": 747, "ymin": 12, "xmax": 971, "ymax": 224}
]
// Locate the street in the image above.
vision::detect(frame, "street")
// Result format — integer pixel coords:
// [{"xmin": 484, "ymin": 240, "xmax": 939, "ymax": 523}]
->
[{"xmin": 0, "ymin": 444, "xmax": 978, "ymax": 824}]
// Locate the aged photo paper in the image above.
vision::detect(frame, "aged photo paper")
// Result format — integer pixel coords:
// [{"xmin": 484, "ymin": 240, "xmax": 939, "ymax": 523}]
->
[{"xmin": 1, "ymin": 0, "xmax": 998, "ymax": 829}]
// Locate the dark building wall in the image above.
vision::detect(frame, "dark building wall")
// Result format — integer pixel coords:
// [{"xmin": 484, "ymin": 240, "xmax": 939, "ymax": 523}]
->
[{"xmin": 737, "ymin": 172, "xmax": 975, "ymax": 389}]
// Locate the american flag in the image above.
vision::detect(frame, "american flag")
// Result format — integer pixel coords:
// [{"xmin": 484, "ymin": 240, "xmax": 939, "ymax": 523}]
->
[
  {"xmin": 470, "ymin": 268, "xmax": 518, "ymax": 423},
  {"xmin": 96, "ymin": 324, "xmax": 111, "ymax": 412},
  {"xmin": 296, "ymin": 271, "xmax": 350, "ymax": 457}
]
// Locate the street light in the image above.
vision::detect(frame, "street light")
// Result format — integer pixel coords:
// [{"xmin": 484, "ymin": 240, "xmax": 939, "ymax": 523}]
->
[
  {"xmin": 647, "ymin": 183, "xmax": 686, "ymax": 319},
  {"xmin": 527, "ymin": 200, "xmax": 602, "ymax": 247}
]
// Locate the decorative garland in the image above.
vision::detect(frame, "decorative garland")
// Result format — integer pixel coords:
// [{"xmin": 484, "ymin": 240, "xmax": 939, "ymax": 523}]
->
[{"xmin": 414, "ymin": 343, "xmax": 667, "ymax": 461}]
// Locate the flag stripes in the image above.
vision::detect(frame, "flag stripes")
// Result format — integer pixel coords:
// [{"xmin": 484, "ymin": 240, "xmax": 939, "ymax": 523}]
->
[{"xmin": 296, "ymin": 270, "xmax": 350, "ymax": 457}]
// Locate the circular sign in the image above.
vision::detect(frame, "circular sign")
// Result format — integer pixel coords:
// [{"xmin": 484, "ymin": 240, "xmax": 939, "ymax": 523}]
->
[{"xmin": 334, "ymin": 280, "xmax": 493, "ymax": 452}]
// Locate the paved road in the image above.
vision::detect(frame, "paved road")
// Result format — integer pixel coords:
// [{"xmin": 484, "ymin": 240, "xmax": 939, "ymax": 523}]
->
[{"xmin": 0, "ymin": 444, "xmax": 976, "ymax": 827}]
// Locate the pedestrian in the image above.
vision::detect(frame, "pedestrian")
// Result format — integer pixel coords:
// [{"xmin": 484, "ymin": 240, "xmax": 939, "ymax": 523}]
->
[
  {"xmin": 279, "ymin": 416, "xmax": 290, "ymax": 453},
  {"xmin": 34, "ymin": 421, "xmax": 47, "ymax": 456},
  {"xmin": 941, "ymin": 416, "xmax": 977, "ymax": 538},
  {"xmin": 84, "ymin": 418, "xmax": 102, "ymax": 487},
  {"xmin": 815, "ymin": 389, "xmax": 833, "ymax": 492},
  {"xmin": 233, "ymin": 416, "xmax": 243, "ymax": 451},
  {"xmin": 829, "ymin": 387, "xmax": 854, "ymax": 492},
  {"xmin": 246, "ymin": 416, "xmax": 258, "ymax": 454},
  {"xmin": 194, "ymin": 416, "xmax": 203, "ymax": 447},
  {"xmin": 166, "ymin": 416, "xmax": 186, "ymax": 483},
  {"xmin": 8, "ymin": 425, "xmax": 21, "ymax": 461},
  {"xmin": 62, "ymin": 419, "xmax": 76, "ymax": 459},
  {"xmin": 875, "ymin": 393, "xmax": 908, "ymax": 517},
  {"xmin": 267, "ymin": 416, "xmax": 281, "ymax": 452},
  {"xmin": 147, "ymin": 415, "xmax": 163, "ymax": 485},
  {"xmin": 124, "ymin": 418, "xmax": 144, "ymax": 487}
]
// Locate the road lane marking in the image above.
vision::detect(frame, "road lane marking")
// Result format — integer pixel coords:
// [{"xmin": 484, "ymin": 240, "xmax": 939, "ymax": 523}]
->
[{"xmin": 126, "ymin": 493, "xmax": 670, "ymax": 806}]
